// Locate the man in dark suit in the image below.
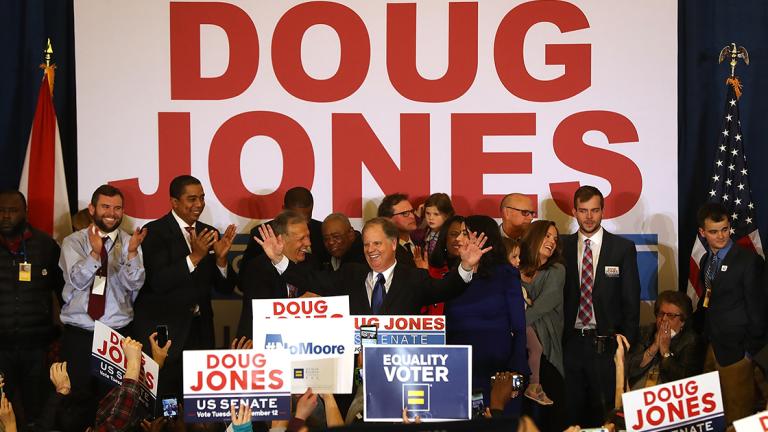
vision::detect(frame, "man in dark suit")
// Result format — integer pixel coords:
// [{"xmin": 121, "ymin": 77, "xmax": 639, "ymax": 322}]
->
[
  {"xmin": 321, "ymin": 213, "xmax": 365, "ymax": 271},
  {"xmin": 241, "ymin": 186, "xmax": 329, "ymax": 265},
  {"xmin": 377, "ymin": 193, "xmax": 417, "ymax": 267},
  {"xmin": 256, "ymin": 217, "xmax": 489, "ymax": 315},
  {"xmin": 562, "ymin": 186, "xmax": 640, "ymax": 427},
  {"xmin": 132, "ymin": 175, "xmax": 236, "ymax": 395},
  {"xmin": 237, "ymin": 209, "xmax": 317, "ymax": 338},
  {"xmin": 693, "ymin": 202, "xmax": 765, "ymax": 425}
]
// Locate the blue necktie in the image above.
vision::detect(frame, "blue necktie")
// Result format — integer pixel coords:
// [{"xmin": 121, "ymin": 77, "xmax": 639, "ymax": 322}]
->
[{"xmin": 371, "ymin": 273, "xmax": 385, "ymax": 314}]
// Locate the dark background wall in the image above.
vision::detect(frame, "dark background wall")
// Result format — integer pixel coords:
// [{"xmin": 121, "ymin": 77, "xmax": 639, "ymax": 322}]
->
[{"xmin": 1, "ymin": 0, "xmax": 767, "ymax": 290}]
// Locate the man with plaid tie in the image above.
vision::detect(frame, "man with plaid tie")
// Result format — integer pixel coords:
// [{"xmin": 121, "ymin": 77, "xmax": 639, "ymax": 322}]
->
[
  {"xmin": 692, "ymin": 202, "xmax": 765, "ymax": 425},
  {"xmin": 561, "ymin": 186, "xmax": 640, "ymax": 427},
  {"xmin": 59, "ymin": 185, "xmax": 147, "ymax": 393}
]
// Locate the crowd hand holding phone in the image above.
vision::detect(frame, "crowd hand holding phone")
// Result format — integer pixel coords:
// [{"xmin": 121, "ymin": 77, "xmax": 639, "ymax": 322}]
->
[
  {"xmin": 149, "ymin": 330, "xmax": 172, "ymax": 370},
  {"xmin": 50, "ymin": 362, "xmax": 71, "ymax": 395},
  {"xmin": 230, "ymin": 403, "xmax": 253, "ymax": 432},
  {"xmin": 489, "ymin": 371, "xmax": 522, "ymax": 413},
  {"xmin": 231, "ymin": 336, "xmax": 253, "ymax": 350}
]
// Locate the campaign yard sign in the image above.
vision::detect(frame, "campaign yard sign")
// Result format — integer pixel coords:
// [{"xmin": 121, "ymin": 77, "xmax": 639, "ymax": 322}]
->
[
  {"xmin": 90, "ymin": 321, "xmax": 159, "ymax": 410},
  {"xmin": 353, "ymin": 315, "xmax": 446, "ymax": 353},
  {"xmin": 182, "ymin": 350, "xmax": 290, "ymax": 423},
  {"xmin": 363, "ymin": 345, "xmax": 471, "ymax": 422},
  {"xmin": 251, "ymin": 296, "xmax": 349, "ymax": 321},
  {"xmin": 734, "ymin": 410, "xmax": 768, "ymax": 432},
  {"xmin": 253, "ymin": 308, "xmax": 355, "ymax": 394},
  {"xmin": 622, "ymin": 371, "xmax": 724, "ymax": 431}
]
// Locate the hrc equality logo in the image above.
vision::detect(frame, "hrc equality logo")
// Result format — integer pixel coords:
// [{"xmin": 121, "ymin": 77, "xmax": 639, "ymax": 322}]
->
[{"xmin": 402, "ymin": 384, "xmax": 430, "ymax": 412}]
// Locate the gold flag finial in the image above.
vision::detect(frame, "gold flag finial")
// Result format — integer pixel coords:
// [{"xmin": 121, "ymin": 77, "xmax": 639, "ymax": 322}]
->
[
  {"xmin": 40, "ymin": 38, "xmax": 56, "ymax": 94},
  {"xmin": 718, "ymin": 43, "xmax": 749, "ymax": 78}
]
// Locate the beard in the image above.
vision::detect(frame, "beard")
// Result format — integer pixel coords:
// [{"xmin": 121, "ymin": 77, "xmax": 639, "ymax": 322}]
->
[{"xmin": 93, "ymin": 214, "xmax": 122, "ymax": 233}]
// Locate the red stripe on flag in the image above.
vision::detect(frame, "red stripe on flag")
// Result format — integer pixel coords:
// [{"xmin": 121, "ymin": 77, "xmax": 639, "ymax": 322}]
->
[
  {"xmin": 688, "ymin": 256, "xmax": 702, "ymax": 299},
  {"xmin": 736, "ymin": 235, "xmax": 757, "ymax": 253},
  {"xmin": 26, "ymin": 75, "xmax": 57, "ymax": 234}
]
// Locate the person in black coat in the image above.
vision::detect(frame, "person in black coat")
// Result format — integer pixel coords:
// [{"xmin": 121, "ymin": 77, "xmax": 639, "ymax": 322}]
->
[
  {"xmin": 132, "ymin": 175, "xmax": 236, "ymax": 396},
  {"xmin": 692, "ymin": 202, "xmax": 765, "ymax": 425},
  {"xmin": 254, "ymin": 217, "xmax": 490, "ymax": 316},
  {"xmin": 320, "ymin": 213, "xmax": 366, "ymax": 271},
  {"xmin": 561, "ymin": 186, "xmax": 640, "ymax": 428}
]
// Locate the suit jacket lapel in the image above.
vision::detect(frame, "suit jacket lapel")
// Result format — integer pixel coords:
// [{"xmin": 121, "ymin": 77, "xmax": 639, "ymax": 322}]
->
[
  {"xmin": 593, "ymin": 231, "xmax": 613, "ymax": 295},
  {"xmin": 165, "ymin": 212, "xmax": 191, "ymax": 256},
  {"xmin": 379, "ymin": 264, "xmax": 402, "ymax": 313},
  {"xmin": 565, "ymin": 234, "xmax": 580, "ymax": 291}
]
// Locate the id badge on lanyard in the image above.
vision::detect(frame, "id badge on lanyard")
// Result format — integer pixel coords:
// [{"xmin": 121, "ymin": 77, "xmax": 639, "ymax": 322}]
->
[{"xmin": 19, "ymin": 262, "xmax": 31, "ymax": 282}]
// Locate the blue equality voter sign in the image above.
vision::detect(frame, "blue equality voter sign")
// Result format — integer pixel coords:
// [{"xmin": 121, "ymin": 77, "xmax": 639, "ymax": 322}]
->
[
  {"xmin": 182, "ymin": 350, "xmax": 291, "ymax": 423},
  {"xmin": 353, "ymin": 316, "xmax": 446, "ymax": 353},
  {"xmin": 363, "ymin": 345, "xmax": 472, "ymax": 422}
]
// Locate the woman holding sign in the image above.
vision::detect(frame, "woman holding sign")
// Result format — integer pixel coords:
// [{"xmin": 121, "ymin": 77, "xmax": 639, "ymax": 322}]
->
[{"xmin": 443, "ymin": 215, "xmax": 528, "ymax": 415}]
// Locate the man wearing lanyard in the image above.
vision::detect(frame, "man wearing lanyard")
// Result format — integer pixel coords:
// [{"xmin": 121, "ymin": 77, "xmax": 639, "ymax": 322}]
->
[
  {"xmin": 693, "ymin": 202, "xmax": 765, "ymax": 425},
  {"xmin": 0, "ymin": 190, "xmax": 63, "ymax": 428},
  {"xmin": 59, "ymin": 185, "xmax": 147, "ymax": 393}
]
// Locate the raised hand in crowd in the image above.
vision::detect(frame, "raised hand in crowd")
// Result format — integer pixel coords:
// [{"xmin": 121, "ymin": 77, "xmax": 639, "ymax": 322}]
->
[
  {"xmin": 50, "ymin": 362, "xmax": 71, "ymax": 395},
  {"xmin": 213, "ymin": 224, "xmax": 237, "ymax": 267},
  {"xmin": 189, "ymin": 228, "xmax": 217, "ymax": 266},
  {"xmin": 295, "ymin": 388, "xmax": 318, "ymax": 421},
  {"xmin": 319, "ymin": 393, "xmax": 344, "ymax": 427},
  {"xmin": 0, "ymin": 393, "xmax": 16, "ymax": 432},
  {"xmin": 149, "ymin": 332, "xmax": 172, "ymax": 369},
  {"xmin": 255, "ymin": 224, "xmax": 285, "ymax": 264},
  {"xmin": 230, "ymin": 336, "xmax": 253, "ymax": 350},
  {"xmin": 412, "ymin": 245, "xmax": 429, "ymax": 270},
  {"xmin": 87, "ymin": 223, "xmax": 105, "ymax": 258},
  {"xmin": 458, "ymin": 230, "xmax": 492, "ymax": 272},
  {"xmin": 122, "ymin": 336, "xmax": 143, "ymax": 381},
  {"xmin": 614, "ymin": 333, "xmax": 630, "ymax": 409},
  {"xmin": 490, "ymin": 371, "xmax": 521, "ymax": 413},
  {"xmin": 230, "ymin": 403, "xmax": 252, "ymax": 432},
  {"xmin": 140, "ymin": 417, "xmax": 167, "ymax": 432},
  {"xmin": 401, "ymin": 407, "xmax": 421, "ymax": 424},
  {"xmin": 127, "ymin": 226, "xmax": 148, "ymax": 260}
]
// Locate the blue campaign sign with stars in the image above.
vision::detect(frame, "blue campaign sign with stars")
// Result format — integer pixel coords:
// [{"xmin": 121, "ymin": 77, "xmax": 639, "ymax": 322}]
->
[{"xmin": 363, "ymin": 345, "xmax": 471, "ymax": 422}]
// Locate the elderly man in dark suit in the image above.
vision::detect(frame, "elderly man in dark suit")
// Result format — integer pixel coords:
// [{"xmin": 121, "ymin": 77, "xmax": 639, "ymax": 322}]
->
[
  {"xmin": 561, "ymin": 185, "xmax": 640, "ymax": 428},
  {"xmin": 693, "ymin": 202, "xmax": 765, "ymax": 425},
  {"xmin": 255, "ymin": 217, "xmax": 489, "ymax": 315},
  {"xmin": 132, "ymin": 175, "xmax": 236, "ymax": 396}
]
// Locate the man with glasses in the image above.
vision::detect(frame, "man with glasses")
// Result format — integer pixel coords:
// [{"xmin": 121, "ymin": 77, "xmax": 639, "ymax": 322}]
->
[
  {"xmin": 692, "ymin": 202, "xmax": 765, "ymax": 425},
  {"xmin": 499, "ymin": 193, "xmax": 536, "ymax": 240},
  {"xmin": 377, "ymin": 193, "xmax": 417, "ymax": 266},
  {"xmin": 321, "ymin": 213, "xmax": 364, "ymax": 271}
]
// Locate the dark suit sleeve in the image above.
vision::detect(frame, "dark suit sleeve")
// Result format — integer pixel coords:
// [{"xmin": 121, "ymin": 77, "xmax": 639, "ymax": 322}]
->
[
  {"xmin": 660, "ymin": 331, "xmax": 705, "ymax": 382},
  {"xmin": 620, "ymin": 240, "xmax": 641, "ymax": 344},
  {"xmin": 139, "ymin": 223, "xmax": 194, "ymax": 296},
  {"xmin": 745, "ymin": 253, "xmax": 766, "ymax": 355},
  {"xmin": 47, "ymin": 240, "xmax": 65, "ymax": 306},
  {"xmin": 282, "ymin": 261, "xmax": 347, "ymax": 297},
  {"xmin": 236, "ymin": 256, "xmax": 284, "ymax": 338}
]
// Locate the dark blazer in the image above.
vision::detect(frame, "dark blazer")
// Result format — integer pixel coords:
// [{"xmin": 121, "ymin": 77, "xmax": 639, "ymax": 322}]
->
[
  {"xmin": 627, "ymin": 323, "xmax": 704, "ymax": 387},
  {"xmin": 236, "ymin": 254, "xmax": 319, "ymax": 338},
  {"xmin": 395, "ymin": 244, "xmax": 415, "ymax": 268},
  {"xmin": 282, "ymin": 261, "xmax": 469, "ymax": 315},
  {"xmin": 132, "ymin": 212, "xmax": 234, "ymax": 358},
  {"xmin": 241, "ymin": 218, "xmax": 328, "ymax": 266},
  {"xmin": 562, "ymin": 229, "xmax": 641, "ymax": 344},
  {"xmin": 693, "ymin": 242, "xmax": 765, "ymax": 367},
  {"xmin": 320, "ymin": 231, "xmax": 367, "ymax": 271}
]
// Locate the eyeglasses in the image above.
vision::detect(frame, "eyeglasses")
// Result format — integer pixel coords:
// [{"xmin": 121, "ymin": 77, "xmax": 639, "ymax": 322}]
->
[
  {"xmin": 655, "ymin": 312, "xmax": 683, "ymax": 319},
  {"xmin": 392, "ymin": 209, "xmax": 416, "ymax": 218},
  {"xmin": 505, "ymin": 207, "xmax": 537, "ymax": 218}
]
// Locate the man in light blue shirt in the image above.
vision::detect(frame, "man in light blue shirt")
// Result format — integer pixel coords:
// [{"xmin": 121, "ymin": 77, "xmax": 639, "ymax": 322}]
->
[{"xmin": 59, "ymin": 184, "xmax": 147, "ymax": 390}]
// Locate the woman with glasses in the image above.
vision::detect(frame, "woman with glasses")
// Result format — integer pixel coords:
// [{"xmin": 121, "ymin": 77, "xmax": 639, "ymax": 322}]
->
[{"xmin": 626, "ymin": 290, "xmax": 704, "ymax": 389}]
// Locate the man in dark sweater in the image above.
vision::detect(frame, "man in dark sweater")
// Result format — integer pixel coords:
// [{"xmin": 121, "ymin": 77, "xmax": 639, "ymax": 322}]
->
[{"xmin": 0, "ymin": 190, "xmax": 64, "ymax": 427}]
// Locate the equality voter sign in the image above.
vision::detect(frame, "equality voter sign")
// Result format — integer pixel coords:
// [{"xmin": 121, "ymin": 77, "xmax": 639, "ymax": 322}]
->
[
  {"xmin": 182, "ymin": 350, "xmax": 290, "ymax": 423},
  {"xmin": 90, "ymin": 321, "xmax": 160, "ymax": 410},
  {"xmin": 734, "ymin": 410, "xmax": 768, "ymax": 431},
  {"xmin": 252, "ymin": 299, "xmax": 354, "ymax": 394},
  {"xmin": 621, "ymin": 372, "xmax": 724, "ymax": 431},
  {"xmin": 354, "ymin": 315, "xmax": 446, "ymax": 353},
  {"xmin": 363, "ymin": 345, "xmax": 472, "ymax": 422}
]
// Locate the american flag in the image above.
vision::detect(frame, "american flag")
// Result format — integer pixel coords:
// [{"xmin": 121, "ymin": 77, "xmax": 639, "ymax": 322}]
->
[{"xmin": 687, "ymin": 78, "xmax": 763, "ymax": 309}]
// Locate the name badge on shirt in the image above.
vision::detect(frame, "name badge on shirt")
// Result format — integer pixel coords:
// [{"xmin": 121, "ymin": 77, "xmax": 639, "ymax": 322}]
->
[
  {"xmin": 604, "ymin": 266, "xmax": 620, "ymax": 277},
  {"xmin": 720, "ymin": 265, "xmax": 728, "ymax": 272},
  {"xmin": 92, "ymin": 275, "xmax": 107, "ymax": 296},
  {"xmin": 18, "ymin": 262, "xmax": 31, "ymax": 282}
]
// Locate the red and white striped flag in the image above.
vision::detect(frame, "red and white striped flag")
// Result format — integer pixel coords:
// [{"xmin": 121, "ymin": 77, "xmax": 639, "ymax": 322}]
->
[
  {"xmin": 687, "ymin": 77, "xmax": 763, "ymax": 310},
  {"xmin": 19, "ymin": 65, "xmax": 71, "ymax": 242}
]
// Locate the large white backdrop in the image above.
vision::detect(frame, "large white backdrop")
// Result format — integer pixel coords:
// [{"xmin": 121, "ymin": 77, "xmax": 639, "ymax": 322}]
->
[{"xmin": 74, "ymin": 0, "xmax": 677, "ymax": 294}]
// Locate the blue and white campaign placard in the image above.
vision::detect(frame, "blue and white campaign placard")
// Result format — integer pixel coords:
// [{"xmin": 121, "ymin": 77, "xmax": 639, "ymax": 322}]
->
[
  {"xmin": 182, "ymin": 350, "xmax": 290, "ymax": 423},
  {"xmin": 734, "ymin": 410, "xmax": 768, "ymax": 432},
  {"xmin": 251, "ymin": 296, "xmax": 349, "ymax": 321},
  {"xmin": 353, "ymin": 316, "xmax": 446, "ymax": 353},
  {"xmin": 622, "ymin": 372, "xmax": 724, "ymax": 431},
  {"xmin": 363, "ymin": 345, "xmax": 471, "ymax": 422},
  {"xmin": 90, "ymin": 321, "xmax": 160, "ymax": 410},
  {"xmin": 253, "ymin": 314, "xmax": 355, "ymax": 394}
]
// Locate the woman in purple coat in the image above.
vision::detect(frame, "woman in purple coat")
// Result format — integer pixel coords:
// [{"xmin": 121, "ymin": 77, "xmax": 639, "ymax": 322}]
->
[{"xmin": 444, "ymin": 215, "xmax": 529, "ymax": 414}]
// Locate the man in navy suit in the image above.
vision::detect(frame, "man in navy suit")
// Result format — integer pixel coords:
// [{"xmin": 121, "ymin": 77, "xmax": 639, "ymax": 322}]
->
[
  {"xmin": 132, "ymin": 175, "xmax": 236, "ymax": 396},
  {"xmin": 693, "ymin": 202, "xmax": 765, "ymax": 425},
  {"xmin": 562, "ymin": 185, "xmax": 640, "ymax": 427}
]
